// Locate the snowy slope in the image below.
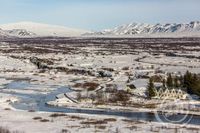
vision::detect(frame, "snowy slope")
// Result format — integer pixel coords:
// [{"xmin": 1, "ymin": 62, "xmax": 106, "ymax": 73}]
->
[
  {"xmin": 0, "ymin": 28, "xmax": 35, "ymax": 38},
  {"xmin": 0, "ymin": 22, "xmax": 88, "ymax": 37},
  {"xmin": 6, "ymin": 29, "xmax": 36, "ymax": 37},
  {"xmin": 0, "ymin": 28, "xmax": 9, "ymax": 38},
  {"xmin": 89, "ymin": 21, "xmax": 200, "ymax": 37}
]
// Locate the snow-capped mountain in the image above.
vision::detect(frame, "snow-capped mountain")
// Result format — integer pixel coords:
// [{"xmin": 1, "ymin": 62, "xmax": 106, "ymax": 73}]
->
[
  {"xmin": 89, "ymin": 21, "xmax": 200, "ymax": 37},
  {"xmin": 6, "ymin": 29, "xmax": 36, "ymax": 37},
  {"xmin": 0, "ymin": 28, "xmax": 8, "ymax": 36},
  {"xmin": 1, "ymin": 21, "xmax": 200, "ymax": 38},
  {"xmin": 0, "ymin": 28, "xmax": 11, "ymax": 39},
  {"xmin": 0, "ymin": 22, "xmax": 88, "ymax": 37},
  {"xmin": 0, "ymin": 28, "xmax": 35, "ymax": 38}
]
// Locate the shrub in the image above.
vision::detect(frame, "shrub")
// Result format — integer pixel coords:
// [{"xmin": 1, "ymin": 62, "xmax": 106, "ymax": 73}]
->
[
  {"xmin": 73, "ymin": 82, "xmax": 99, "ymax": 91},
  {"xmin": 103, "ymin": 118, "xmax": 117, "ymax": 122},
  {"xmin": 80, "ymin": 120, "xmax": 107, "ymax": 125},
  {"xmin": 109, "ymin": 90, "xmax": 130, "ymax": 105},
  {"xmin": 40, "ymin": 119, "xmax": 50, "ymax": 122},
  {"xmin": 33, "ymin": 117, "xmax": 42, "ymax": 120},
  {"xmin": 102, "ymin": 67, "xmax": 114, "ymax": 72},
  {"xmin": 49, "ymin": 113, "xmax": 67, "ymax": 118},
  {"xmin": 122, "ymin": 66, "xmax": 129, "ymax": 70},
  {"xmin": 0, "ymin": 127, "xmax": 10, "ymax": 133}
]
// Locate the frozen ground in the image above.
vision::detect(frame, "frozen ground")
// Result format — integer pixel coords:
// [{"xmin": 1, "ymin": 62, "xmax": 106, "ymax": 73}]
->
[{"xmin": 0, "ymin": 37, "xmax": 200, "ymax": 132}]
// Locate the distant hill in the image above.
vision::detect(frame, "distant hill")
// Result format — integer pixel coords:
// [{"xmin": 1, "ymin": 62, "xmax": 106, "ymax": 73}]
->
[{"xmin": 0, "ymin": 21, "xmax": 89, "ymax": 37}]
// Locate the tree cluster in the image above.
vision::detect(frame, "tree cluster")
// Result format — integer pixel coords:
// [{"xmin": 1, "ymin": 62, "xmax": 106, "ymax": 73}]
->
[
  {"xmin": 163, "ymin": 71, "xmax": 200, "ymax": 96},
  {"xmin": 147, "ymin": 71, "xmax": 200, "ymax": 98},
  {"xmin": 183, "ymin": 71, "xmax": 200, "ymax": 96}
]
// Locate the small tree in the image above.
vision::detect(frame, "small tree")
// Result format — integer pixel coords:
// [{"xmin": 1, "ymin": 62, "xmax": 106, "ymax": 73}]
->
[
  {"xmin": 96, "ymin": 91, "xmax": 105, "ymax": 104},
  {"xmin": 174, "ymin": 76, "xmax": 180, "ymax": 88},
  {"xmin": 167, "ymin": 73, "xmax": 173, "ymax": 88},
  {"xmin": 162, "ymin": 79, "xmax": 166, "ymax": 88},
  {"xmin": 147, "ymin": 78, "xmax": 156, "ymax": 99},
  {"xmin": 89, "ymin": 93, "xmax": 96, "ymax": 103},
  {"xmin": 76, "ymin": 92, "xmax": 82, "ymax": 101},
  {"xmin": 184, "ymin": 71, "xmax": 193, "ymax": 93},
  {"xmin": 179, "ymin": 75, "xmax": 184, "ymax": 88},
  {"xmin": 116, "ymin": 90, "xmax": 130, "ymax": 105}
]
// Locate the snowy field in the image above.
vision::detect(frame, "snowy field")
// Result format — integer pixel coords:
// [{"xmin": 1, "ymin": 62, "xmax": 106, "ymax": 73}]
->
[{"xmin": 0, "ymin": 37, "xmax": 200, "ymax": 132}]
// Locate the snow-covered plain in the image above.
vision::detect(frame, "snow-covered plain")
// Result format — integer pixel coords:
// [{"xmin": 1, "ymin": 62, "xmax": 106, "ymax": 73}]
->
[{"xmin": 0, "ymin": 37, "xmax": 200, "ymax": 132}]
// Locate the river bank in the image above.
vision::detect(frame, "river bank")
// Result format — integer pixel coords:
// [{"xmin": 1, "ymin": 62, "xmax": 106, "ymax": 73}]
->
[{"xmin": 1, "ymin": 97, "xmax": 200, "ymax": 133}]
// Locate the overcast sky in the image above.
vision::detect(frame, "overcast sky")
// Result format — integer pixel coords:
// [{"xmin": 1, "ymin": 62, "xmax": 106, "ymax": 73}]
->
[{"xmin": 0, "ymin": 0, "xmax": 200, "ymax": 30}]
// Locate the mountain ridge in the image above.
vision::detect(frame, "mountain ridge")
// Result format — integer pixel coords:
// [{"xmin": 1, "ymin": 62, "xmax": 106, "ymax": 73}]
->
[
  {"xmin": 0, "ymin": 21, "xmax": 200, "ymax": 38},
  {"xmin": 88, "ymin": 21, "xmax": 200, "ymax": 37}
]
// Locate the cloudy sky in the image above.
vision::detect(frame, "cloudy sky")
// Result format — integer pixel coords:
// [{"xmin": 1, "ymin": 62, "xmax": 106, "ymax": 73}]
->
[{"xmin": 0, "ymin": 0, "xmax": 200, "ymax": 30}]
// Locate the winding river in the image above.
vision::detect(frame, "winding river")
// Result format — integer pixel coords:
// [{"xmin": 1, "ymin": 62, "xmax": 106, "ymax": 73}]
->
[{"xmin": 1, "ymin": 79, "xmax": 200, "ymax": 125}]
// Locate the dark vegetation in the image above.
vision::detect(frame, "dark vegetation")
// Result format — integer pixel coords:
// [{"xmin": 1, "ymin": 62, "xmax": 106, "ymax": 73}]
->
[
  {"xmin": 0, "ymin": 127, "xmax": 10, "ymax": 133},
  {"xmin": 40, "ymin": 119, "xmax": 50, "ymax": 122},
  {"xmin": 108, "ymin": 90, "xmax": 131, "ymax": 104},
  {"xmin": 183, "ymin": 71, "xmax": 200, "ymax": 96},
  {"xmin": 30, "ymin": 57, "xmax": 95, "ymax": 76},
  {"xmin": 163, "ymin": 71, "xmax": 200, "ymax": 96},
  {"xmin": 32, "ymin": 117, "xmax": 42, "ymax": 120},
  {"xmin": 1, "ymin": 37, "xmax": 200, "ymax": 58},
  {"xmin": 80, "ymin": 120, "xmax": 107, "ymax": 125},
  {"xmin": 49, "ymin": 113, "xmax": 67, "ymax": 118},
  {"xmin": 149, "ymin": 71, "xmax": 200, "ymax": 98},
  {"xmin": 147, "ymin": 78, "xmax": 156, "ymax": 99},
  {"xmin": 73, "ymin": 82, "xmax": 99, "ymax": 91},
  {"xmin": 94, "ymin": 89, "xmax": 131, "ymax": 105},
  {"xmin": 0, "ymin": 127, "xmax": 22, "ymax": 133}
]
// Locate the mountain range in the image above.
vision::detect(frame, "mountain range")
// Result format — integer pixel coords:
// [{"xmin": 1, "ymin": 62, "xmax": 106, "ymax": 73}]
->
[
  {"xmin": 0, "ymin": 21, "xmax": 200, "ymax": 38},
  {"xmin": 89, "ymin": 21, "xmax": 200, "ymax": 37}
]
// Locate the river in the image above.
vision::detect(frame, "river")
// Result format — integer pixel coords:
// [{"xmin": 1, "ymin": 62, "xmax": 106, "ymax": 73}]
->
[{"xmin": 1, "ymin": 79, "xmax": 200, "ymax": 125}]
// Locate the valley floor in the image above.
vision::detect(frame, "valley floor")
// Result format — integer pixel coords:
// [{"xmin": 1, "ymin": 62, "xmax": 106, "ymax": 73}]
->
[{"xmin": 0, "ymin": 37, "xmax": 200, "ymax": 133}]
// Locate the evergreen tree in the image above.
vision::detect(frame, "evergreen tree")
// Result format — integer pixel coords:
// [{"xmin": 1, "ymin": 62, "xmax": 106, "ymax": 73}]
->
[
  {"xmin": 183, "ymin": 71, "xmax": 200, "ymax": 96},
  {"xmin": 190, "ymin": 74, "xmax": 200, "ymax": 96},
  {"xmin": 174, "ymin": 76, "xmax": 179, "ymax": 88},
  {"xmin": 184, "ymin": 71, "xmax": 193, "ymax": 94},
  {"xmin": 179, "ymin": 75, "xmax": 184, "ymax": 88},
  {"xmin": 162, "ymin": 79, "xmax": 166, "ymax": 88},
  {"xmin": 167, "ymin": 73, "xmax": 173, "ymax": 88},
  {"xmin": 147, "ymin": 78, "xmax": 156, "ymax": 99}
]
